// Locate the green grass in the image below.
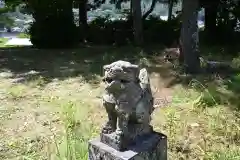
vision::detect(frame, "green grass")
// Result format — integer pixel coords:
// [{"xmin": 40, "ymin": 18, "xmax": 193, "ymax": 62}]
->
[
  {"xmin": 0, "ymin": 33, "xmax": 30, "ymax": 48},
  {"xmin": 17, "ymin": 33, "xmax": 30, "ymax": 39},
  {"xmin": 0, "ymin": 45, "xmax": 239, "ymax": 160},
  {"xmin": 0, "ymin": 38, "xmax": 8, "ymax": 47}
]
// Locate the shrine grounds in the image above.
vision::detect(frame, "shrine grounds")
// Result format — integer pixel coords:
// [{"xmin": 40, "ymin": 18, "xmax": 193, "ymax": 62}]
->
[{"xmin": 0, "ymin": 44, "xmax": 240, "ymax": 160}]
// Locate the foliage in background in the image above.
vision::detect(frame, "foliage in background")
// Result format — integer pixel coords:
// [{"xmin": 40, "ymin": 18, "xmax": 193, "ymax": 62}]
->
[
  {"xmin": 0, "ymin": 5, "xmax": 15, "ymax": 27},
  {"xmin": 79, "ymin": 14, "xmax": 180, "ymax": 45},
  {"xmin": 200, "ymin": 0, "xmax": 240, "ymax": 45},
  {"xmin": 4, "ymin": 0, "xmax": 22, "ymax": 8},
  {"xmin": 27, "ymin": 0, "xmax": 78, "ymax": 48}
]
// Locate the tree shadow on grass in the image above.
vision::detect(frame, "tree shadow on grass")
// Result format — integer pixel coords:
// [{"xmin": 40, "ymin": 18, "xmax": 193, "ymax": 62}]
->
[{"xmin": 0, "ymin": 45, "xmax": 165, "ymax": 87}]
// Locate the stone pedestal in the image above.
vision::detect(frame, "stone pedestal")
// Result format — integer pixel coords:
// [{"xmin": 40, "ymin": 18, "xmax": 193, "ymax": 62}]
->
[
  {"xmin": 88, "ymin": 132, "xmax": 167, "ymax": 160},
  {"xmin": 100, "ymin": 124, "xmax": 153, "ymax": 151}
]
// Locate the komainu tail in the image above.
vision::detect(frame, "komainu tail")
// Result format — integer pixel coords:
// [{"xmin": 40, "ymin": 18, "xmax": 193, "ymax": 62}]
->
[
  {"xmin": 138, "ymin": 68, "xmax": 154, "ymax": 113},
  {"xmin": 138, "ymin": 68, "xmax": 150, "ymax": 89}
]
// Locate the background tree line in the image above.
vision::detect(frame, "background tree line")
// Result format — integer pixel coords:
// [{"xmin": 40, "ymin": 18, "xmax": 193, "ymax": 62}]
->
[{"xmin": 3, "ymin": 0, "xmax": 240, "ymax": 74}]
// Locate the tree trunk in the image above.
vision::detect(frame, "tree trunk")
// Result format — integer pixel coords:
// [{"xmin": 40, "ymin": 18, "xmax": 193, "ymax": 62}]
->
[
  {"xmin": 116, "ymin": 0, "xmax": 122, "ymax": 9},
  {"xmin": 78, "ymin": 0, "xmax": 88, "ymax": 41},
  {"xmin": 204, "ymin": 1, "xmax": 218, "ymax": 35},
  {"xmin": 168, "ymin": 0, "xmax": 174, "ymax": 21},
  {"xmin": 130, "ymin": 0, "xmax": 133, "ymax": 14},
  {"xmin": 78, "ymin": 0, "xmax": 87, "ymax": 26},
  {"xmin": 180, "ymin": 0, "xmax": 200, "ymax": 74},
  {"xmin": 178, "ymin": 38, "xmax": 184, "ymax": 64},
  {"xmin": 142, "ymin": 0, "xmax": 157, "ymax": 20},
  {"xmin": 132, "ymin": 0, "xmax": 143, "ymax": 46}
]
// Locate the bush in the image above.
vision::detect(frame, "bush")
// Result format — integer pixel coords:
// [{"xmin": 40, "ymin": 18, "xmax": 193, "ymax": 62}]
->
[
  {"xmin": 81, "ymin": 16, "xmax": 133, "ymax": 45},
  {"xmin": 28, "ymin": 0, "xmax": 78, "ymax": 48},
  {"xmin": 79, "ymin": 15, "xmax": 181, "ymax": 46},
  {"xmin": 143, "ymin": 15, "xmax": 181, "ymax": 46}
]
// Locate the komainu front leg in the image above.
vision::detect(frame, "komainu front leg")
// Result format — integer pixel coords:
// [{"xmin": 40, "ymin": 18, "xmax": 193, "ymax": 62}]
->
[
  {"xmin": 135, "ymin": 102, "xmax": 151, "ymax": 124},
  {"xmin": 115, "ymin": 113, "xmax": 129, "ymax": 141},
  {"xmin": 102, "ymin": 100, "xmax": 117, "ymax": 134}
]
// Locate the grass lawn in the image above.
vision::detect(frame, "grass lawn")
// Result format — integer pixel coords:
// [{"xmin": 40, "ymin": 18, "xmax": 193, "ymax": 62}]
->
[
  {"xmin": 0, "ymin": 45, "xmax": 239, "ymax": 160},
  {"xmin": 0, "ymin": 38, "xmax": 8, "ymax": 47}
]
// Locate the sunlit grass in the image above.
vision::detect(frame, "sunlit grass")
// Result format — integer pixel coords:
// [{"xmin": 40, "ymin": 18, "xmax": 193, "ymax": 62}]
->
[{"xmin": 0, "ymin": 38, "xmax": 8, "ymax": 47}]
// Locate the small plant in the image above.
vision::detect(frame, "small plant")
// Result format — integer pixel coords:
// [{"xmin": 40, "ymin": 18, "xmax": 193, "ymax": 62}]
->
[
  {"xmin": 231, "ymin": 56, "xmax": 240, "ymax": 69},
  {"xmin": 49, "ymin": 101, "xmax": 97, "ymax": 160},
  {"xmin": 29, "ymin": 76, "xmax": 46, "ymax": 88},
  {"xmin": 190, "ymin": 79, "xmax": 221, "ymax": 108},
  {"xmin": 165, "ymin": 109, "xmax": 179, "ymax": 144},
  {"xmin": 7, "ymin": 85, "xmax": 26, "ymax": 100}
]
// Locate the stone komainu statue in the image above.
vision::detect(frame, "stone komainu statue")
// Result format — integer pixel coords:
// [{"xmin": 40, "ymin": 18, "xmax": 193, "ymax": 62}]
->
[{"xmin": 101, "ymin": 60, "xmax": 154, "ymax": 150}]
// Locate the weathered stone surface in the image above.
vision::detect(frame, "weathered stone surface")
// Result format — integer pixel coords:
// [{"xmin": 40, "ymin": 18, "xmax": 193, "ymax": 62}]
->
[
  {"xmin": 100, "ymin": 124, "xmax": 153, "ymax": 151},
  {"xmin": 89, "ymin": 132, "xmax": 167, "ymax": 160},
  {"xmin": 101, "ymin": 60, "xmax": 154, "ymax": 151},
  {"xmin": 88, "ymin": 60, "xmax": 167, "ymax": 160}
]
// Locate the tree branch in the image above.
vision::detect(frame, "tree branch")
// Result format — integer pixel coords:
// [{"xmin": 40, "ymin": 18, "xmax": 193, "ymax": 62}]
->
[{"xmin": 142, "ymin": 0, "xmax": 157, "ymax": 20}]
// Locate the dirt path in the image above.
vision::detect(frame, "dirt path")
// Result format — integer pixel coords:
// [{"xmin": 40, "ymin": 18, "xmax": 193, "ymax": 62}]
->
[{"xmin": 150, "ymin": 73, "xmax": 174, "ymax": 108}]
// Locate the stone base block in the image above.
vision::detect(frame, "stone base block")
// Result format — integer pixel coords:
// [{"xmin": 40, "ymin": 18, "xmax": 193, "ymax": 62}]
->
[
  {"xmin": 88, "ymin": 132, "xmax": 167, "ymax": 160},
  {"xmin": 100, "ymin": 124, "xmax": 153, "ymax": 151}
]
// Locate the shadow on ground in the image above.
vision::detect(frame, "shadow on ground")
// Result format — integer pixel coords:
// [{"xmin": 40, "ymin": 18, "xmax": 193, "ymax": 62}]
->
[
  {"xmin": 0, "ymin": 45, "xmax": 239, "ymax": 110},
  {"xmin": 0, "ymin": 45, "xmax": 165, "ymax": 85}
]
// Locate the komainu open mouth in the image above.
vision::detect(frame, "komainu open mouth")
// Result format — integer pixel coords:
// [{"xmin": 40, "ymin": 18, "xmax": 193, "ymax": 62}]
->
[
  {"xmin": 103, "ymin": 77, "xmax": 130, "ymax": 84},
  {"xmin": 102, "ymin": 77, "xmax": 113, "ymax": 83}
]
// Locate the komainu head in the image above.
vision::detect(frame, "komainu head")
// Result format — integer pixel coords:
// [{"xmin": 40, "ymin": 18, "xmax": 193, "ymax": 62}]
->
[{"xmin": 102, "ymin": 60, "xmax": 140, "ymax": 94}]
